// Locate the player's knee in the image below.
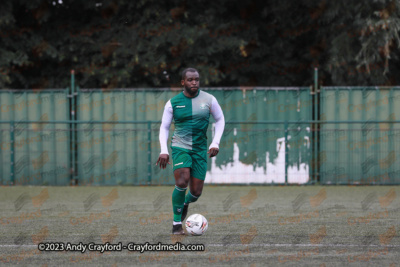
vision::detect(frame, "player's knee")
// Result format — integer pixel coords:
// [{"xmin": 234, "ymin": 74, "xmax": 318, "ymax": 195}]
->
[
  {"xmin": 174, "ymin": 168, "xmax": 190, "ymax": 188},
  {"xmin": 176, "ymin": 177, "xmax": 189, "ymax": 189},
  {"xmin": 176, "ymin": 180, "xmax": 189, "ymax": 188}
]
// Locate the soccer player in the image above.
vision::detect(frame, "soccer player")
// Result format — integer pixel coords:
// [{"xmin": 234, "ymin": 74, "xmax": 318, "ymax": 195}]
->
[{"xmin": 156, "ymin": 68, "xmax": 225, "ymax": 235}]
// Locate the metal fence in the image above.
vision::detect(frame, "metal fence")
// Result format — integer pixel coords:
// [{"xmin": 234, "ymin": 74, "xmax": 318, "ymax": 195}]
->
[
  {"xmin": 1, "ymin": 73, "xmax": 400, "ymax": 185},
  {"xmin": 319, "ymin": 86, "xmax": 400, "ymax": 185}
]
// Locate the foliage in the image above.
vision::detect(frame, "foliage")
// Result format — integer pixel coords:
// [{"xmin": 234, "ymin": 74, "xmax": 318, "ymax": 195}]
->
[{"xmin": 0, "ymin": 0, "xmax": 399, "ymax": 89}]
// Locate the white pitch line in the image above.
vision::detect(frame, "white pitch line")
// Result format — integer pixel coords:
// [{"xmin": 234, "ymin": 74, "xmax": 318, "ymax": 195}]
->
[
  {"xmin": 0, "ymin": 245, "xmax": 37, "ymax": 248},
  {"xmin": 205, "ymin": 243, "xmax": 400, "ymax": 248},
  {"xmin": 1, "ymin": 243, "xmax": 399, "ymax": 248}
]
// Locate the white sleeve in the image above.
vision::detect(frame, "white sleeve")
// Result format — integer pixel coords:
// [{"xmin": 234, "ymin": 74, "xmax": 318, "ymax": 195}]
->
[
  {"xmin": 209, "ymin": 96, "xmax": 225, "ymax": 150},
  {"xmin": 159, "ymin": 100, "xmax": 173, "ymax": 155}
]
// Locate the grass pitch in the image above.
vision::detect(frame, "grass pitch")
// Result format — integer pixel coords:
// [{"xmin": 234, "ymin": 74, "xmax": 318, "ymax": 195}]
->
[{"xmin": 0, "ymin": 185, "xmax": 399, "ymax": 266}]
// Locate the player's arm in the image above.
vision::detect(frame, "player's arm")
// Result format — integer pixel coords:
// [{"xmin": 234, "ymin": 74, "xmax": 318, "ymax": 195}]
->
[
  {"xmin": 156, "ymin": 100, "xmax": 173, "ymax": 169},
  {"xmin": 208, "ymin": 96, "xmax": 225, "ymax": 158}
]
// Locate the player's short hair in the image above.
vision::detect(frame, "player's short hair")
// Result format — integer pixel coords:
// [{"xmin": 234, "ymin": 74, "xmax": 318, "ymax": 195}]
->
[{"xmin": 182, "ymin": 68, "xmax": 199, "ymax": 80}]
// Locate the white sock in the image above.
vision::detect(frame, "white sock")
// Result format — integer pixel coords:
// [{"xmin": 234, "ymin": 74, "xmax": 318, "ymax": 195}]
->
[{"xmin": 173, "ymin": 221, "xmax": 182, "ymax": 226}]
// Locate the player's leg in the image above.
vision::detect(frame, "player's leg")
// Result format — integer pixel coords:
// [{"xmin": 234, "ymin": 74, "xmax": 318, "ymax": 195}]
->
[
  {"xmin": 171, "ymin": 147, "xmax": 192, "ymax": 234},
  {"xmin": 181, "ymin": 176, "xmax": 204, "ymax": 221},
  {"xmin": 172, "ymin": 168, "xmax": 190, "ymax": 235},
  {"xmin": 173, "ymin": 167, "xmax": 190, "ymax": 221},
  {"xmin": 188, "ymin": 176, "xmax": 205, "ymax": 199},
  {"xmin": 182, "ymin": 150, "xmax": 207, "ymax": 222}
]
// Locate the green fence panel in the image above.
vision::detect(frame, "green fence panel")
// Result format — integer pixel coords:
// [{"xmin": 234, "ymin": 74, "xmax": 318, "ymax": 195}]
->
[
  {"xmin": 0, "ymin": 90, "xmax": 70, "ymax": 185},
  {"xmin": 76, "ymin": 89, "xmax": 179, "ymax": 185},
  {"xmin": 320, "ymin": 87, "xmax": 400, "ymax": 184}
]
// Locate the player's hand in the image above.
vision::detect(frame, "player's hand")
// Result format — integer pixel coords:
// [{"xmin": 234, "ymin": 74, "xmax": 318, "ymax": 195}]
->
[
  {"xmin": 208, "ymin": 147, "xmax": 219, "ymax": 158},
  {"xmin": 156, "ymin": 154, "xmax": 170, "ymax": 169}
]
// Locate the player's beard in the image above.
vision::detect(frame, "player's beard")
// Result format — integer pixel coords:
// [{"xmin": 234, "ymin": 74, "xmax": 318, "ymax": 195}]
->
[{"xmin": 184, "ymin": 86, "xmax": 198, "ymax": 96}]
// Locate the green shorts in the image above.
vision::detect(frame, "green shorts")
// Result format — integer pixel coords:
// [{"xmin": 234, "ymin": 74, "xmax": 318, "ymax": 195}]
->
[{"xmin": 171, "ymin": 147, "xmax": 207, "ymax": 180}]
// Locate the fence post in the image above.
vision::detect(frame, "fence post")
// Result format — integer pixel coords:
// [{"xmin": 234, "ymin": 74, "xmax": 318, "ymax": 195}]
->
[
  {"xmin": 10, "ymin": 122, "xmax": 15, "ymax": 185},
  {"xmin": 147, "ymin": 121, "xmax": 152, "ymax": 184},
  {"xmin": 75, "ymin": 85, "xmax": 80, "ymax": 183},
  {"xmin": 284, "ymin": 120, "xmax": 288, "ymax": 185},
  {"xmin": 69, "ymin": 70, "xmax": 76, "ymax": 184},
  {"xmin": 312, "ymin": 67, "xmax": 320, "ymax": 184}
]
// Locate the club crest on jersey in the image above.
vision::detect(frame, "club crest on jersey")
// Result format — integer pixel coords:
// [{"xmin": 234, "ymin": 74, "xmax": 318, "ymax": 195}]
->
[{"xmin": 200, "ymin": 103, "xmax": 207, "ymax": 109}]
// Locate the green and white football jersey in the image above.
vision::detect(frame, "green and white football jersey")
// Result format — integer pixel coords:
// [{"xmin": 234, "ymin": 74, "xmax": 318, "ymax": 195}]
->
[
  {"xmin": 170, "ymin": 90, "xmax": 214, "ymax": 151},
  {"xmin": 159, "ymin": 90, "xmax": 225, "ymax": 154}
]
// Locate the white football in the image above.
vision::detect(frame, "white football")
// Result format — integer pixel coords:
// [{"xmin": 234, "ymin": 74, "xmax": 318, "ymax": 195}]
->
[{"xmin": 185, "ymin": 214, "xmax": 208, "ymax": 236}]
